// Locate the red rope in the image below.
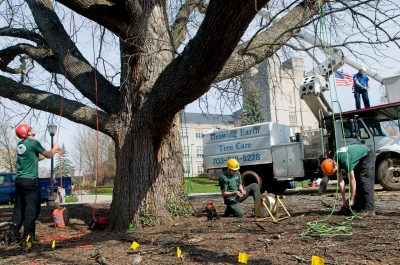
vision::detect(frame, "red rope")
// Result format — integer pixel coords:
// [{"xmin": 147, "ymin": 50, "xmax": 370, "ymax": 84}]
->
[{"xmin": 91, "ymin": 22, "xmax": 100, "ymax": 222}]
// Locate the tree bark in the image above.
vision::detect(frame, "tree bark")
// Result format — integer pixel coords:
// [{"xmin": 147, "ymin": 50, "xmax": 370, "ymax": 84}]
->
[
  {"xmin": 110, "ymin": 115, "xmax": 185, "ymax": 230},
  {"xmin": 108, "ymin": 1, "xmax": 189, "ymax": 231}
]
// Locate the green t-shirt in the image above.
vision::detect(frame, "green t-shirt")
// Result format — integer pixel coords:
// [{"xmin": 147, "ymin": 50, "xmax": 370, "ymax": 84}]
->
[
  {"xmin": 219, "ymin": 171, "xmax": 242, "ymax": 204},
  {"xmin": 16, "ymin": 139, "xmax": 45, "ymax": 179},
  {"xmin": 333, "ymin": 144, "xmax": 369, "ymax": 173}
]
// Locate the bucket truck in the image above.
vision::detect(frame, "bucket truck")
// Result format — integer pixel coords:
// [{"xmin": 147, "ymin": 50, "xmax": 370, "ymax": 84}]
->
[
  {"xmin": 202, "ymin": 10, "xmax": 400, "ymax": 192},
  {"xmin": 297, "ymin": 28, "xmax": 400, "ymax": 191}
]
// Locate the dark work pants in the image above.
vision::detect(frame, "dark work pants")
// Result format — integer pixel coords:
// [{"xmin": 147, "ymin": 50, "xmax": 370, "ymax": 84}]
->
[
  {"xmin": 354, "ymin": 90, "xmax": 370, "ymax": 109},
  {"xmin": 354, "ymin": 150, "xmax": 375, "ymax": 212},
  {"xmin": 10, "ymin": 178, "xmax": 41, "ymax": 241},
  {"xmin": 224, "ymin": 183, "xmax": 261, "ymax": 217}
]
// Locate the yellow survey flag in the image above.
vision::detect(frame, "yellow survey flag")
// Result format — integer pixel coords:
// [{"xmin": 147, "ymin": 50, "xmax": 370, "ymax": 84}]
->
[
  {"xmin": 238, "ymin": 252, "xmax": 249, "ymax": 264},
  {"xmin": 131, "ymin": 241, "xmax": 139, "ymax": 250},
  {"xmin": 177, "ymin": 247, "xmax": 182, "ymax": 258},
  {"xmin": 52, "ymin": 240, "xmax": 56, "ymax": 249},
  {"xmin": 311, "ymin": 255, "xmax": 325, "ymax": 265},
  {"xmin": 26, "ymin": 235, "xmax": 32, "ymax": 249}
]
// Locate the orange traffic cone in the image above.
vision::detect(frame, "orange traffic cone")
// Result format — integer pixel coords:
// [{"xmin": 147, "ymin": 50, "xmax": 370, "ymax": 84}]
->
[{"xmin": 310, "ymin": 180, "xmax": 316, "ymax": 188}]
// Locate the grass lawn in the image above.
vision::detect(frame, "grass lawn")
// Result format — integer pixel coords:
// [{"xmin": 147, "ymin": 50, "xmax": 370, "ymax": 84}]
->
[
  {"xmin": 64, "ymin": 196, "xmax": 78, "ymax": 203},
  {"xmin": 89, "ymin": 187, "xmax": 113, "ymax": 195},
  {"xmin": 185, "ymin": 176, "xmax": 220, "ymax": 194}
]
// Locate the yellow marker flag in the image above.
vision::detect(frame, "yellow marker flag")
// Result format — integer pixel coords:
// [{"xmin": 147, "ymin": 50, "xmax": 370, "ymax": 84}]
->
[
  {"xmin": 26, "ymin": 235, "xmax": 32, "ymax": 249},
  {"xmin": 311, "ymin": 255, "xmax": 325, "ymax": 265},
  {"xmin": 131, "ymin": 241, "xmax": 139, "ymax": 250},
  {"xmin": 177, "ymin": 247, "xmax": 182, "ymax": 258},
  {"xmin": 238, "ymin": 252, "xmax": 249, "ymax": 264},
  {"xmin": 52, "ymin": 240, "xmax": 56, "ymax": 249}
]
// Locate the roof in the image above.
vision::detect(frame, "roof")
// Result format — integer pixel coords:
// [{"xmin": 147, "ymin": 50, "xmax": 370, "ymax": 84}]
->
[
  {"xmin": 329, "ymin": 101, "xmax": 400, "ymax": 121},
  {"xmin": 182, "ymin": 112, "xmax": 234, "ymax": 125}
]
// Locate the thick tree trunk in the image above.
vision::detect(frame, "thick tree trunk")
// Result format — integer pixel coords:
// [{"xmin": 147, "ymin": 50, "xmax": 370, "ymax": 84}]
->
[
  {"xmin": 109, "ymin": 2, "xmax": 190, "ymax": 231},
  {"xmin": 110, "ymin": 114, "xmax": 187, "ymax": 231}
]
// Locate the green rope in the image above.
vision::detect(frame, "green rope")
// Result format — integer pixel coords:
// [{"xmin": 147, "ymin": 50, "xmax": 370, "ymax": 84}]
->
[{"xmin": 300, "ymin": 2, "xmax": 360, "ymax": 238}]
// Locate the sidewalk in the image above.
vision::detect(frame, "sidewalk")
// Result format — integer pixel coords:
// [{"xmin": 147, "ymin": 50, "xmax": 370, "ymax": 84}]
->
[{"xmin": 75, "ymin": 195, "xmax": 113, "ymax": 204}]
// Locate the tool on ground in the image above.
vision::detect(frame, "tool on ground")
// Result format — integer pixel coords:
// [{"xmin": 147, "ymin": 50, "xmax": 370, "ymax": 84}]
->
[
  {"xmin": 254, "ymin": 193, "xmax": 290, "ymax": 222},
  {"xmin": 88, "ymin": 216, "xmax": 109, "ymax": 230},
  {"xmin": 205, "ymin": 201, "xmax": 219, "ymax": 220}
]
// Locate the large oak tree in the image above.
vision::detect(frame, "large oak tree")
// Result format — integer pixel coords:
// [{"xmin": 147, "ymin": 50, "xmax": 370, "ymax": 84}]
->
[{"xmin": 1, "ymin": 0, "xmax": 399, "ymax": 231}]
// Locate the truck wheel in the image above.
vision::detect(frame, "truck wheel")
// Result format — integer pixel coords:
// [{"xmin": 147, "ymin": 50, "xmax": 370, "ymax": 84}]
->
[
  {"xmin": 378, "ymin": 158, "xmax": 400, "ymax": 191},
  {"xmin": 241, "ymin": 171, "xmax": 263, "ymax": 191}
]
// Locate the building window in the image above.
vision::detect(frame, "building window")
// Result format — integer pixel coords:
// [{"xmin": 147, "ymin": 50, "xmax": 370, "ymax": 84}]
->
[
  {"xmin": 289, "ymin": 112, "xmax": 297, "ymax": 123},
  {"xmin": 195, "ymin": 130, "xmax": 203, "ymax": 138},
  {"xmin": 183, "ymin": 146, "xmax": 189, "ymax": 158},
  {"xmin": 197, "ymin": 164, "xmax": 204, "ymax": 174},
  {"xmin": 196, "ymin": 146, "xmax": 203, "ymax": 157},
  {"xmin": 182, "ymin": 130, "xmax": 188, "ymax": 138},
  {"xmin": 184, "ymin": 164, "xmax": 190, "ymax": 174}
]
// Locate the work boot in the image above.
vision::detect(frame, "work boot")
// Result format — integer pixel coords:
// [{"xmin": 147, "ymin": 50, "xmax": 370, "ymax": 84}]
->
[
  {"xmin": 335, "ymin": 206, "xmax": 351, "ymax": 216},
  {"xmin": 20, "ymin": 235, "xmax": 34, "ymax": 250},
  {"xmin": 224, "ymin": 207, "xmax": 233, "ymax": 217}
]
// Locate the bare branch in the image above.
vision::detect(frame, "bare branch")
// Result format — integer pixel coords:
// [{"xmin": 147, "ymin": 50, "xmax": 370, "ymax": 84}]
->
[
  {"xmin": 0, "ymin": 26, "xmax": 46, "ymax": 46},
  {"xmin": 216, "ymin": 0, "xmax": 324, "ymax": 83},
  {"xmin": 0, "ymin": 74, "xmax": 116, "ymax": 137},
  {"xmin": 26, "ymin": 0, "xmax": 120, "ymax": 113},
  {"xmin": 0, "ymin": 43, "xmax": 64, "ymax": 74},
  {"xmin": 171, "ymin": 0, "xmax": 206, "ymax": 49},
  {"xmin": 147, "ymin": 0, "xmax": 269, "ymax": 131},
  {"xmin": 54, "ymin": 0, "xmax": 140, "ymax": 38}
]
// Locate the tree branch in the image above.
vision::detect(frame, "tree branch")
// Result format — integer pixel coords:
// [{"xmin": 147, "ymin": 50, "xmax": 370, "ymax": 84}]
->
[
  {"xmin": 147, "ymin": 0, "xmax": 269, "ymax": 131},
  {"xmin": 54, "ymin": 0, "xmax": 136, "ymax": 38},
  {"xmin": 0, "ymin": 75, "xmax": 116, "ymax": 137},
  {"xmin": 26, "ymin": 0, "xmax": 120, "ymax": 114},
  {"xmin": 215, "ymin": 0, "xmax": 324, "ymax": 82},
  {"xmin": 171, "ymin": 0, "xmax": 206, "ymax": 49},
  {"xmin": 0, "ymin": 27, "xmax": 46, "ymax": 46},
  {"xmin": 0, "ymin": 43, "xmax": 63, "ymax": 74}
]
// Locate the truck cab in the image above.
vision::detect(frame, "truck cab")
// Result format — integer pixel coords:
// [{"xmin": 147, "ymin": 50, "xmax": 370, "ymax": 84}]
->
[{"xmin": 324, "ymin": 102, "xmax": 400, "ymax": 190}]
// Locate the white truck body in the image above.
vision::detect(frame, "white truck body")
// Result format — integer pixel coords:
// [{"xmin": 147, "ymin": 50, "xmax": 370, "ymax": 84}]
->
[{"xmin": 203, "ymin": 122, "xmax": 305, "ymax": 180}]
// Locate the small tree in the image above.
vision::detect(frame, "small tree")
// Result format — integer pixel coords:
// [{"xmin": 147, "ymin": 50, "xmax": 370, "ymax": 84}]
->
[
  {"xmin": 0, "ymin": 115, "xmax": 17, "ymax": 172},
  {"xmin": 241, "ymin": 83, "xmax": 265, "ymax": 126},
  {"xmin": 55, "ymin": 144, "xmax": 75, "ymax": 177}
]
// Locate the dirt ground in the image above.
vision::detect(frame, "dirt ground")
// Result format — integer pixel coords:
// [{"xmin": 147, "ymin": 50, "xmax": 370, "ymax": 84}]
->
[{"xmin": 1, "ymin": 189, "xmax": 399, "ymax": 265}]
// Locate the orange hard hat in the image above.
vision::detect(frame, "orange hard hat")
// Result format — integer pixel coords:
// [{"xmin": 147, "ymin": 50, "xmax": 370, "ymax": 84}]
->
[
  {"xmin": 16, "ymin": 124, "xmax": 31, "ymax": 139},
  {"xmin": 321, "ymin": 158, "xmax": 336, "ymax": 175}
]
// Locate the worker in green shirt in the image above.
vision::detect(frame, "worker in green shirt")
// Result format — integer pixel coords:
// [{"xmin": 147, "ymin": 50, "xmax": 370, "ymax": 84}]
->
[
  {"xmin": 321, "ymin": 144, "xmax": 375, "ymax": 216},
  {"xmin": 7, "ymin": 124, "xmax": 59, "ymax": 246},
  {"xmin": 219, "ymin": 159, "xmax": 261, "ymax": 217}
]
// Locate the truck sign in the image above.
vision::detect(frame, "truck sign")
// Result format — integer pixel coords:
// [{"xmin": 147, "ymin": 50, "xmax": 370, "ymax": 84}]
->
[{"xmin": 203, "ymin": 122, "xmax": 291, "ymax": 169}]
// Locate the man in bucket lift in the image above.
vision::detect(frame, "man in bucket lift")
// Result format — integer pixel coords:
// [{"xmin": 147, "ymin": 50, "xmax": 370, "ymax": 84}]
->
[
  {"xmin": 219, "ymin": 159, "xmax": 261, "ymax": 217},
  {"xmin": 321, "ymin": 144, "xmax": 376, "ymax": 216}
]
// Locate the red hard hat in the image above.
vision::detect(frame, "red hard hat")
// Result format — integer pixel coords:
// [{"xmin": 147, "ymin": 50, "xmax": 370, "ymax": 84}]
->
[{"xmin": 16, "ymin": 124, "xmax": 31, "ymax": 139}]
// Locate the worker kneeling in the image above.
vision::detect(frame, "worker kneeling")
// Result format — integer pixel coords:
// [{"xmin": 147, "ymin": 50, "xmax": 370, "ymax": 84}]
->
[{"xmin": 219, "ymin": 159, "xmax": 261, "ymax": 217}]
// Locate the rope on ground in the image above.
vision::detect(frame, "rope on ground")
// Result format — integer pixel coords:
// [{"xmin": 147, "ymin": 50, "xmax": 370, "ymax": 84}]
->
[{"xmin": 300, "ymin": 2, "xmax": 359, "ymax": 238}]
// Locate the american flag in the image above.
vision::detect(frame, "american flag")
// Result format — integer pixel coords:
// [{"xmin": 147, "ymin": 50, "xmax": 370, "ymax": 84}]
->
[{"xmin": 334, "ymin": 71, "xmax": 354, "ymax": 86}]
